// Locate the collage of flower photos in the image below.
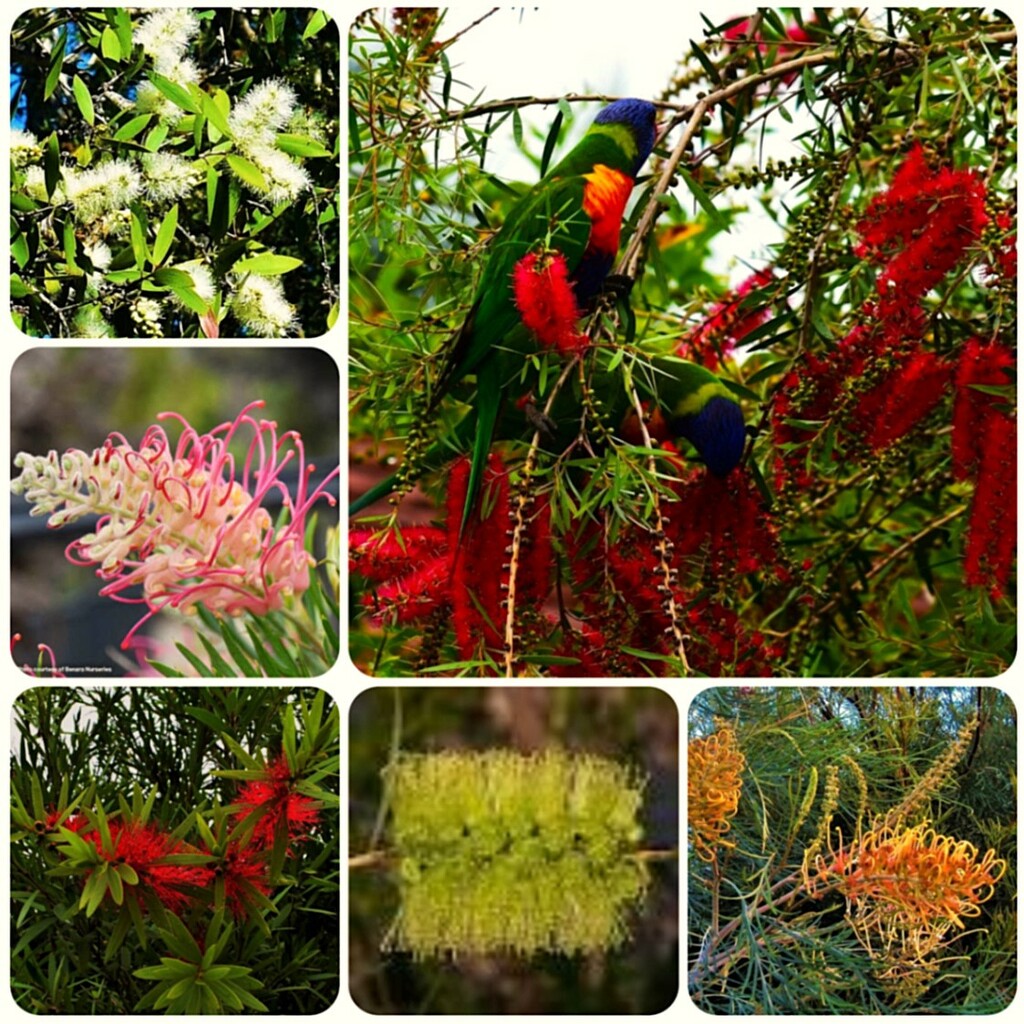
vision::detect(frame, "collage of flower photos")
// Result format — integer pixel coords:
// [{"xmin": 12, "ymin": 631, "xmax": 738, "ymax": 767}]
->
[
  {"xmin": 9, "ymin": 8, "xmax": 342, "ymax": 1016},
  {"xmin": 9, "ymin": 5, "xmax": 1017, "ymax": 1022}
]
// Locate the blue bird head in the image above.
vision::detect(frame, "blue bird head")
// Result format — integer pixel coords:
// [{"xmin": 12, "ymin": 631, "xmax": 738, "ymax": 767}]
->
[
  {"xmin": 671, "ymin": 396, "xmax": 747, "ymax": 477},
  {"xmin": 595, "ymin": 98, "xmax": 658, "ymax": 174}
]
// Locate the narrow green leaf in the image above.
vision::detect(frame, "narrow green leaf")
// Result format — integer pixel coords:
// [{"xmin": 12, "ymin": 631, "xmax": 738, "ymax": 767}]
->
[
  {"xmin": 44, "ymin": 132, "xmax": 61, "ymax": 200},
  {"xmin": 113, "ymin": 114, "xmax": 152, "ymax": 142},
  {"xmin": 231, "ymin": 252, "xmax": 302, "ymax": 275},
  {"xmin": 678, "ymin": 167, "xmax": 727, "ymax": 229},
  {"xmin": 149, "ymin": 73, "xmax": 200, "ymax": 114},
  {"xmin": 152, "ymin": 204, "xmax": 178, "ymax": 266},
  {"xmin": 63, "ymin": 219, "xmax": 80, "ymax": 274},
  {"xmin": 130, "ymin": 211, "xmax": 149, "ymax": 267},
  {"xmin": 143, "ymin": 121, "xmax": 169, "ymax": 152},
  {"xmin": 111, "ymin": 9, "xmax": 133, "ymax": 55},
  {"xmin": 45, "ymin": 27, "xmax": 67, "ymax": 100},
  {"xmin": 539, "ymin": 110, "xmax": 563, "ymax": 179},
  {"xmin": 202, "ymin": 92, "xmax": 232, "ymax": 139},
  {"xmin": 275, "ymin": 133, "xmax": 330, "ymax": 158},
  {"xmin": 225, "ymin": 154, "xmax": 268, "ymax": 192},
  {"xmin": 302, "ymin": 9, "xmax": 330, "ymax": 40},
  {"xmin": 327, "ymin": 300, "xmax": 339, "ymax": 330},
  {"xmin": 72, "ymin": 75, "xmax": 94, "ymax": 126},
  {"xmin": 100, "ymin": 25, "xmax": 122, "ymax": 62}
]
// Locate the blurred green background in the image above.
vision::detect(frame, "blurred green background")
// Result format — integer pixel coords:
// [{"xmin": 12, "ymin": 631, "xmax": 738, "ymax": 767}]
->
[{"xmin": 349, "ymin": 686, "xmax": 679, "ymax": 1014}]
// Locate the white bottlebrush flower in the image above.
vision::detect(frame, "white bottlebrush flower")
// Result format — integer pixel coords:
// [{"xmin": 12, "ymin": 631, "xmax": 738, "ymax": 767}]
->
[
  {"xmin": 231, "ymin": 273, "xmax": 297, "ymax": 337},
  {"xmin": 83, "ymin": 240, "xmax": 112, "ymax": 270},
  {"xmin": 71, "ymin": 306, "xmax": 114, "ymax": 338},
  {"xmin": 229, "ymin": 78, "xmax": 299, "ymax": 145},
  {"xmin": 243, "ymin": 144, "xmax": 310, "ymax": 203},
  {"xmin": 64, "ymin": 159, "xmax": 142, "ymax": 222},
  {"xmin": 22, "ymin": 165, "xmax": 55, "ymax": 202},
  {"xmin": 142, "ymin": 151, "xmax": 201, "ymax": 202},
  {"xmin": 171, "ymin": 260, "xmax": 217, "ymax": 307},
  {"xmin": 133, "ymin": 8, "xmax": 199, "ymax": 65},
  {"xmin": 11, "ymin": 129, "xmax": 41, "ymax": 167}
]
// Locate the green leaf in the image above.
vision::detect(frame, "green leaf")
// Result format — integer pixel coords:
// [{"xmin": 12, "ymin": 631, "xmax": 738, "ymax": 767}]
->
[
  {"xmin": 202, "ymin": 91, "xmax": 232, "ymax": 140},
  {"xmin": 44, "ymin": 132, "xmax": 61, "ymax": 200},
  {"xmin": 302, "ymin": 9, "xmax": 330, "ymax": 40},
  {"xmin": 11, "ymin": 274, "xmax": 30, "ymax": 298},
  {"xmin": 152, "ymin": 204, "xmax": 178, "ymax": 266},
  {"xmin": 11, "ymin": 230, "xmax": 30, "ymax": 271},
  {"xmin": 152, "ymin": 268, "xmax": 210, "ymax": 314},
  {"xmin": 275, "ymin": 132, "xmax": 331, "ymax": 158},
  {"xmin": 231, "ymin": 252, "xmax": 303, "ymax": 275},
  {"xmin": 678, "ymin": 167, "xmax": 727, "ymax": 229},
  {"xmin": 149, "ymin": 73, "xmax": 200, "ymax": 114},
  {"xmin": 72, "ymin": 75, "xmax": 94, "ymax": 126},
  {"xmin": 539, "ymin": 110, "xmax": 563, "ymax": 179},
  {"xmin": 225, "ymin": 154, "xmax": 268, "ymax": 192},
  {"xmin": 130, "ymin": 211, "xmax": 149, "ymax": 267},
  {"xmin": 144, "ymin": 121, "xmax": 169, "ymax": 152},
  {"xmin": 44, "ymin": 27, "xmax": 67, "ymax": 100},
  {"xmin": 113, "ymin": 114, "xmax": 152, "ymax": 142},
  {"xmin": 100, "ymin": 25, "xmax": 122, "ymax": 62},
  {"xmin": 111, "ymin": 9, "xmax": 133, "ymax": 56},
  {"xmin": 63, "ymin": 219, "xmax": 80, "ymax": 274},
  {"xmin": 327, "ymin": 301, "xmax": 339, "ymax": 330}
]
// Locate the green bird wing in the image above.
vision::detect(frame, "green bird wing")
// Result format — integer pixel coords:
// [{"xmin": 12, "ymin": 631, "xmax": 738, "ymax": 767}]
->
[{"xmin": 431, "ymin": 173, "xmax": 593, "ymax": 406}]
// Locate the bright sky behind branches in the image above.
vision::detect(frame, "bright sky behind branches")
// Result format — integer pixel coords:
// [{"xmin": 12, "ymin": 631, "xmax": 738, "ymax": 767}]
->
[{"xmin": 430, "ymin": 5, "xmax": 807, "ymax": 279}]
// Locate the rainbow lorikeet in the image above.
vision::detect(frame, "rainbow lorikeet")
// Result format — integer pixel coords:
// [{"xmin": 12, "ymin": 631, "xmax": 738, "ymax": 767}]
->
[
  {"xmin": 351, "ymin": 98, "xmax": 659, "ymax": 527},
  {"xmin": 351, "ymin": 354, "xmax": 747, "ymax": 515}
]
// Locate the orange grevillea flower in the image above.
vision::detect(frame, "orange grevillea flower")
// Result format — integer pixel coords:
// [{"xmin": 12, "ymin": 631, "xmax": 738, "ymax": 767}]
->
[
  {"xmin": 824, "ymin": 822, "xmax": 1006, "ymax": 930},
  {"xmin": 688, "ymin": 726, "xmax": 745, "ymax": 862}
]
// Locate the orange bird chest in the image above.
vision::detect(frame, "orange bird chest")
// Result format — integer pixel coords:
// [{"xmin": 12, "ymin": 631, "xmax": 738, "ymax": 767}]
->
[{"xmin": 581, "ymin": 164, "xmax": 634, "ymax": 255}]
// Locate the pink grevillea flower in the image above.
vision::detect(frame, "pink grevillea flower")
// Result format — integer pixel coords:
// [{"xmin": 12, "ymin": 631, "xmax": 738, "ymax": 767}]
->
[
  {"xmin": 11, "ymin": 400, "xmax": 338, "ymax": 649},
  {"xmin": 512, "ymin": 250, "xmax": 589, "ymax": 354},
  {"xmin": 11, "ymin": 633, "xmax": 64, "ymax": 677}
]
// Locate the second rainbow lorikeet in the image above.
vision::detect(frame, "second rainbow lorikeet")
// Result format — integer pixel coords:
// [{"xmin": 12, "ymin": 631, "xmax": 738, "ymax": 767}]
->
[{"xmin": 351, "ymin": 98, "xmax": 660, "ymax": 532}]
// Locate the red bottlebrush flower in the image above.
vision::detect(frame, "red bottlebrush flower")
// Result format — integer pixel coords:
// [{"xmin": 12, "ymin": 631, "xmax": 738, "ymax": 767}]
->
[
  {"xmin": 350, "ymin": 525, "xmax": 450, "ymax": 624},
  {"xmin": 852, "ymin": 348, "xmax": 953, "ymax": 451},
  {"xmin": 234, "ymin": 753, "xmax": 320, "ymax": 848},
  {"xmin": 856, "ymin": 145, "xmax": 987, "ymax": 314},
  {"xmin": 952, "ymin": 339, "xmax": 1016, "ymax": 480},
  {"xmin": 989, "ymin": 209, "xmax": 1017, "ymax": 281},
  {"xmin": 963, "ymin": 411, "xmax": 1016, "ymax": 599},
  {"xmin": 210, "ymin": 841, "xmax": 272, "ymax": 918},
  {"xmin": 81, "ymin": 820, "xmax": 212, "ymax": 913},
  {"xmin": 447, "ymin": 453, "xmax": 511, "ymax": 658},
  {"xmin": 667, "ymin": 469, "xmax": 785, "ymax": 578},
  {"xmin": 512, "ymin": 250, "xmax": 589, "ymax": 354},
  {"xmin": 679, "ymin": 269, "xmax": 775, "ymax": 369}
]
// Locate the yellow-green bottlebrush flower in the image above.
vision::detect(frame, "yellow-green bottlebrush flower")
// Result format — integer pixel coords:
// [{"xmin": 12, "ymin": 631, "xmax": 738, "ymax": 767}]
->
[{"xmin": 381, "ymin": 750, "xmax": 649, "ymax": 958}]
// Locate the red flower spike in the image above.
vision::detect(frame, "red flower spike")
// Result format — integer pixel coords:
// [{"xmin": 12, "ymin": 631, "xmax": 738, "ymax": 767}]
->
[
  {"xmin": 857, "ymin": 145, "xmax": 987, "ymax": 315},
  {"xmin": 447, "ymin": 454, "xmax": 511, "ymax": 658},
  {"xmin": 512, "ymin": 250, "xmax": 589, "ymax": 354},
  {"xmin": 79, "ymin": 820, "xmax": 212, "ymax": 913},
  {"xmin": 349, "ymin": 526, "xmax": 448, "ymax": 582},
  {"xmin": 210, "ymin": 841, "xmax": 272, "ymax": 918},
  {"xmin": 952, "ymin": 339, "xmax": 1016, "ymax": 480},
  {"xmin": 234, "ymin": 753, "xmax": 320, "ymax": 849},
  {"xmin": 679, "ymin": 269, "xmax": 774, "ymax": 370}
]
